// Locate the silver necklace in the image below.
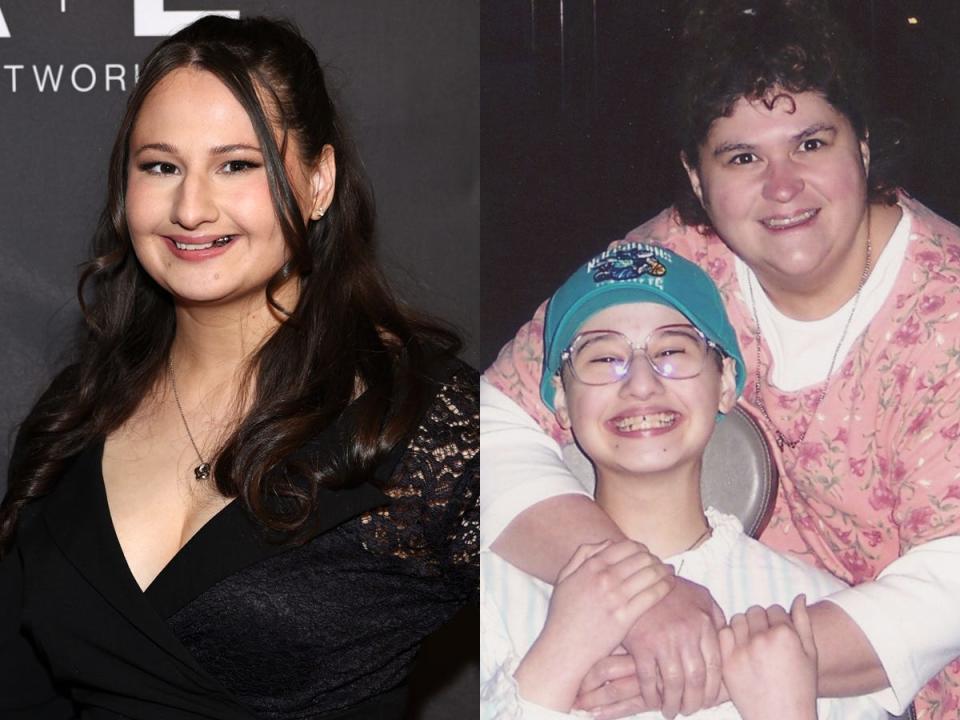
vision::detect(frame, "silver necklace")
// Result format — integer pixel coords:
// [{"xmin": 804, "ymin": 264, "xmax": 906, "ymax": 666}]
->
[
  {"xmin": 746, "ymin": 235, "xmax": 872, "ymax": 451},
  {"xmin": 684, "ymin": 526, "xmax": 712, "ymax": 552},
  {"xmin": 167, "ymin": 357, "xmax": 212, "ymax": 481},
  {"xmin": 675, "ymin": 525, "xmax": 712, "ymax": 575}
]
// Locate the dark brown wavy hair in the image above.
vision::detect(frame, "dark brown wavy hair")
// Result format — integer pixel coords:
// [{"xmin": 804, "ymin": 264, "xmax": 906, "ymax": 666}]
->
[
  {"xmin": 0, "ymin": 16, "xmax": 460, "ymax": 554},
  {"xmin": 672, "ymin": 0, "xmax": 899, "ymax": 228}
]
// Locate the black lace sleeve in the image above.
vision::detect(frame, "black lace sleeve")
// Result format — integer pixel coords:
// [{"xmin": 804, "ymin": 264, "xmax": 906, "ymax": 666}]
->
[{"xmin": 358, "ymin": 357, "xmax": 479, "ymax": 601}]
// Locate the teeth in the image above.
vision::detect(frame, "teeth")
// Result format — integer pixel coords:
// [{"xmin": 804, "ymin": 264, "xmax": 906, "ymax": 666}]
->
[
  {"xmin": 174, "ymin": 236, "xmax": 233, "ymax": 251},
  {"xmin": 615, "ymin": 412, "xmax": 677, "ymax": 432},
  {"xmin": 764, "ymin": 209, "xmax": 816, "ymax": 228}
]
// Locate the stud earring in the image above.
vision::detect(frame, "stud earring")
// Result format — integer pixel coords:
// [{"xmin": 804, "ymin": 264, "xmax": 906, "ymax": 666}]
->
[{"xmin": 311, "ymin": 206, "xmax": 325, "ymax": 220}]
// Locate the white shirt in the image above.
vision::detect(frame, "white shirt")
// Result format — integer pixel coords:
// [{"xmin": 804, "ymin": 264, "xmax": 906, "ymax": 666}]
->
[{"xmin": 481, "ymin": 509, "xmax": 886, "ymax": 720}]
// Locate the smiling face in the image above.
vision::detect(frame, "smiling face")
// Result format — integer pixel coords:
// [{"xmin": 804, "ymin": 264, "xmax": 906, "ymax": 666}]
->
[
  {"xmin": 554, "ymin": 303, "xmax": 736, "ymax": 482},
  {"xmin": 125, "ymin": 67, "xmax": 335, "ymax": 313},
  {"xmin": 685, "ymin": 91, "xmax": 870, "ymax": 303}
]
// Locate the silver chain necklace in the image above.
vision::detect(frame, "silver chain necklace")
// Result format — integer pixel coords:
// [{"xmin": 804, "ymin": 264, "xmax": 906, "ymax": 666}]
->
[
  {"xmin": 684, "ymin": 526, "xmax": 712, "ymax": 553},
  {"xmin": 167, "ymin": 357, "xmax": 212, "ymax": 481},
  {"xmin": 675, "ymin": 525, "xmax": 713, "ymax": 575},
  {"xmin": 746, "ymin": 235, "xmax": 872, "ymax": 451}
]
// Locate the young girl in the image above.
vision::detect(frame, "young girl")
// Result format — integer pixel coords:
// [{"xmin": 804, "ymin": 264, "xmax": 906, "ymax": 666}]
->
[{"xmin": 481, "ymin": 244, "xmax": 882, "ymax": 720}]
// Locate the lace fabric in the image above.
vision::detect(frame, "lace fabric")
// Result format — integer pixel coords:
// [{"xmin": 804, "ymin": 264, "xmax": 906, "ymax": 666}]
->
[
  {"xmin": 360, "ymin": 360, "xmax": 479, "ymax": 586},
  {"xmin": 164, "ymin": 356, "xmax": 479, "ymax": 718}
]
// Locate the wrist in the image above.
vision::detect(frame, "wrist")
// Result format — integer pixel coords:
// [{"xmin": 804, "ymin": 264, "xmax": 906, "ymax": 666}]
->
[{"xmin": 514, "ymin": 636, "xmax": 591, "ymax": 711}]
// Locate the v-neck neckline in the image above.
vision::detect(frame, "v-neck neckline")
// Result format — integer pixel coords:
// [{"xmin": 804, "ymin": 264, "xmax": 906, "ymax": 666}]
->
[
  {"xmin": 94, "ymin": 439, "xmax": 239, "ymax": 595},
  {"xmin": 82, "ymin": 438, "xmax": 392, "ymax": 619}
]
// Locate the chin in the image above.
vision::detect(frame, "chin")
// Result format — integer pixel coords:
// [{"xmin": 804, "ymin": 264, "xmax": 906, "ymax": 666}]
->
[
  {"xmin": 764, "ymin": 248, "xmax": 832, "ymax": 279},
  {"xmin": 606, "ymin": 450, "xmax": 684, "ymax": 477},
  {"xmin": 171, "ymin": 289, "xmax": 250, "ymax": 307}
]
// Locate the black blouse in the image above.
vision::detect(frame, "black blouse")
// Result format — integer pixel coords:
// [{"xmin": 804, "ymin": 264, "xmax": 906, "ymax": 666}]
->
[{"xmin": 0, "ymin": 358, "xmax": 478, "ymax": 719}]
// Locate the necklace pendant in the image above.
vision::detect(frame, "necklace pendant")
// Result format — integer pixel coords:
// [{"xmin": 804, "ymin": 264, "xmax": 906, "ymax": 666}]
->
[{"xmin": 194, "ymin": 462, "xmax": 211, "ymax": 481}]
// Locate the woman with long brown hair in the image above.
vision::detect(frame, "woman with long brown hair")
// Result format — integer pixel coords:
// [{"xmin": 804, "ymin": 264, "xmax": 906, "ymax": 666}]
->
[{"xmin": 0, "ymin": 15, "xmax": 477, "ymax": 719}]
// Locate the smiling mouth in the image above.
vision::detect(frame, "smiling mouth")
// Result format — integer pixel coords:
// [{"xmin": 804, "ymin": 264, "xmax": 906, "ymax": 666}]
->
[
  {"xmin": 761, "ymin": 208, "xmax": 818, "ymax": 230},
  {"xmin": 614, "ymin": 412, "xmax": 678, "ymax": 432},
  {"xmin": 173, "ymin": 235, "xmax": 234, "ymax": 251}
]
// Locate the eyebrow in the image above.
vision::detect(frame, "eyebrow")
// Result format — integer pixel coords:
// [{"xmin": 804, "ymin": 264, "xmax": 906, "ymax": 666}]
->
[
  {"xmin": 131, "ymin": 142, "xmax": 263, "ymax": 156},
  {"xmin": 211, "ymin": 143, "xmax": 263, "ymax": 155},
  {"xmin": 712, "ymin": 142, "xmax": 754, "ymax": 157},
  {"xmin": 712, "ymin": 123, "xmax": 838, "ymax": 157},
  {"xmin": 791, "ymin": 123, "xmax": 837, "ymax": 141}
]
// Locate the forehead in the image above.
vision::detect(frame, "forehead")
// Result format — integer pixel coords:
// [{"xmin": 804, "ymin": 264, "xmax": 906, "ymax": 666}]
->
[
  {"xmin": 577, "ymin": 302, "xmax": 690, "ymax": 337},
  {"xmin": 703, "ymin": 90, "xmax": 855, "ymax": 147},
  {"xmin": 131, "ymin": 67, "xmax": 258, "ymax": 141}
]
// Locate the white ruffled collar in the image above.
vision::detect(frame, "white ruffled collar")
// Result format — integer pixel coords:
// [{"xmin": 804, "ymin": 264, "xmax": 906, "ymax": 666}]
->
[{"xmin": 664, "ymin": 507, "xmax": 743, "ymax": 572}]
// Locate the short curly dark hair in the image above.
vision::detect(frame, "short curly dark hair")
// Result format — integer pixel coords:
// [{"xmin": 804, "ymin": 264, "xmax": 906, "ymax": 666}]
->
[{"xmin": 672, "ymin": 0, "xmax": 898, "ymax": 228}]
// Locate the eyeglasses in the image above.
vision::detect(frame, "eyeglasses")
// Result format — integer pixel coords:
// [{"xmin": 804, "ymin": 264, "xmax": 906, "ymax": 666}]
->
[{"xmin": 561, "ymin": 325, "xmax": 718, "ymax": 386}]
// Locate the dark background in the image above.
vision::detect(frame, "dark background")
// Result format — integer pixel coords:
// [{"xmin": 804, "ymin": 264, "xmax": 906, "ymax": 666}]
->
[
  {"xmin": 479, "ymin": 0, "xmax": 960, "ymax": 367},
  {"xmin": 0, "ymin": 1, "xmax": 477, "ymax": 717}
]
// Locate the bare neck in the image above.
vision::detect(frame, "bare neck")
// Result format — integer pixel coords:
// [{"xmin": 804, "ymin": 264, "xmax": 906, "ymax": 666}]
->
[
  {"xmin": 594, "ymin": 462, "xmax": 710, "ymax": 559},
  {"xmin": 165, "ymin": 284, "xmax": 298, "ymax": 417},
  {"xmin": 170, "ymin": 285, "xmax": 295, "ymax": 382}
]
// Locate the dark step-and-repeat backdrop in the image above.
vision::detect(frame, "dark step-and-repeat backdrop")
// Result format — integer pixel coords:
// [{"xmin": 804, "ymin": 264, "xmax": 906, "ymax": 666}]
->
[{"xmin": 0, "ymin": 1, "xmax": 478, "ymax": 717}]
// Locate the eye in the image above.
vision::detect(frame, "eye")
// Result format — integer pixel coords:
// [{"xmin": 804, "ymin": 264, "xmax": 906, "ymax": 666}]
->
[
  {"xmin": 221, "ymin": 159, "xmax": 261, "ymax": 174},
  {"xmin": 728, "ymin": 152, "xmax": 758, "ymax": 166},
  {"xmin": 589, "ymin": 354, "xmax": 626, "ymax": 365},
  {"xmin": 649, "ymin": 328, "xmax": 703, "ymax": 359},
  {"xmin": 138, "ymin": 161, "xmax": 179, "ymax": 176},
  {"xmin": 577, "ymin": 347, "xmax": 629, "ymax": 366},
  {"xmin": 799, "ymin": 138, "xmax": 825, "ymax": 152}
]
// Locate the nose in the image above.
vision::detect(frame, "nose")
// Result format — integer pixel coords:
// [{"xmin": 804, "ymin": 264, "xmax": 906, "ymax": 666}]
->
[
  {"xmin": 619, "ymin": 353, "xmax": 665, "ymax": 399},
  {"xmin": 171, "ymin": 172, "xmax": 218, "ymax": 229},
  {"xmin": 761, "ymin": 157, "xmax": 804, "ymax": 203}
]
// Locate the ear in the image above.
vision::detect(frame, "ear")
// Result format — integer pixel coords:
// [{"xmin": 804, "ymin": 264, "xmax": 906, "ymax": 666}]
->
[
  {"xmin": 681, "ymin": 151, "xmax": 704, "ymax": 206},
  {"xmin": 717, "ymin": 356, "xmax": 737, "ymax": 415},
  {"xmin": 553, "ymin": 375, "xmax": 572, "ymax": 430},
  {"xmin": 859, "ymin": 132, "xmax": 871, "ymax": 178},
  {"xmin": 309, "ymin": 144, "xmax": 337, "ymax": 221}
]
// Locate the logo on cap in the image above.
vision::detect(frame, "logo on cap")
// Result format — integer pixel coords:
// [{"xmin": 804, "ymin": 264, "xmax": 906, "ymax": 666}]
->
[{"xmin": 590, "ymin": 246, "xmax": 667, "ymax": 283}]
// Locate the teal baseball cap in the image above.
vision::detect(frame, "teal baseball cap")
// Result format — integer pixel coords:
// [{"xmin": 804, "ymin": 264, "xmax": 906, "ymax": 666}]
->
[{"xmin": 540, "ymin": 242, "xmax": 746, "ymax": 411}]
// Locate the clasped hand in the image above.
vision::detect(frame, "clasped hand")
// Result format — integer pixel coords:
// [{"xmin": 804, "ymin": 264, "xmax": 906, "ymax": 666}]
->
[
  {"xmin": 513, "ymin": 540, "xmax": 676, "ymax": 712},
  {"xmin": 574, "ymin": 589, "xmax": 818, "ymax": 720},
  {"xmin": 573, "ymin": 572, "xmax": 727, "ymax": 719}
]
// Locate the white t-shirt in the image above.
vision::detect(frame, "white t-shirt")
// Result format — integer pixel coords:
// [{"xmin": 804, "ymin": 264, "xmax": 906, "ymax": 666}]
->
[{"xmin": 736, "ymin": 206, "xmax": 912, "ymax": 391}]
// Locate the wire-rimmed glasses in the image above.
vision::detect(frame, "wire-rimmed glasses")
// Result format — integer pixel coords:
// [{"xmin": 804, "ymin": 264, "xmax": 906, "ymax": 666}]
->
[{"xmin": 561, "ymin": 325, "xmax": 718, "ymax": 386}]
